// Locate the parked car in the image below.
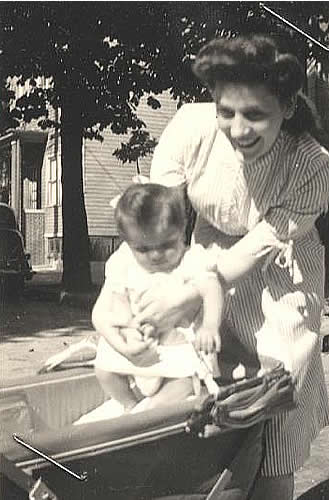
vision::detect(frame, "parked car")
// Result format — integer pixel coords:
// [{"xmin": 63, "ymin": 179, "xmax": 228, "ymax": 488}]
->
[{"xmin": 0, "ymin": 202, "xmax": 34, "ymax": 298}]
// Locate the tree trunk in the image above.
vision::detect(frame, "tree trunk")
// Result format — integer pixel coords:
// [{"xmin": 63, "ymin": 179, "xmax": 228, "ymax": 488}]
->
[{"xmin": 61, "ymin": 96, "xmax": 91, "ymax": 293}]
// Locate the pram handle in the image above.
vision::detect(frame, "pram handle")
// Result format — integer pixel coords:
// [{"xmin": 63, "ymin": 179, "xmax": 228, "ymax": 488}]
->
[{"xmin": 186, "ymin": 366, "xmax": 296, "ymax": 435}]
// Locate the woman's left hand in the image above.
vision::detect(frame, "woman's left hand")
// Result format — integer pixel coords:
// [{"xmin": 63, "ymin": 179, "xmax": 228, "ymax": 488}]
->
[{"xmin": 134, "ymin": 282, "xmax": 201, "ymax": 333}]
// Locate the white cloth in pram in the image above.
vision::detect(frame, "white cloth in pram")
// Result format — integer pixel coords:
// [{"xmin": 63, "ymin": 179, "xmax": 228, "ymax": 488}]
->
[{"xmin": 95, "ymin": 325, "xmax": 220, "ymax": 397}]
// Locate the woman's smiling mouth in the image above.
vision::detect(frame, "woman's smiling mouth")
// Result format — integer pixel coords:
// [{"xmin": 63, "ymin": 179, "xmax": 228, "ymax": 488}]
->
[{"xmin": 234, "ymin": 137, "xmax": 260, "ymax": 149}]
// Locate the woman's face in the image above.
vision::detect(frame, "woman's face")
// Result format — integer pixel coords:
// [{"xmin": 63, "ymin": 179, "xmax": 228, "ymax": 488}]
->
[{"xmin": 214, "ymin": 82, "xmax": 294, "ymax": 162}]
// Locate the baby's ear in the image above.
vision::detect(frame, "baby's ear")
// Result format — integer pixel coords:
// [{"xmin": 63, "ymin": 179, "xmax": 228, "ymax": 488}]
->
[
  {"xmin": 110, "ymin": 175, "xmax": 150, "ymax": 208},
  {"xmin": 110, "ymin": 194, "xmax": 121, "ymax": 209}
]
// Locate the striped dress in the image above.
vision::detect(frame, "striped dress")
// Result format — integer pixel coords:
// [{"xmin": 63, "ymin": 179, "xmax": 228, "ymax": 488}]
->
[{"xmin": 150, "ymin": 103, "xmax": 329, "ymax": 476}]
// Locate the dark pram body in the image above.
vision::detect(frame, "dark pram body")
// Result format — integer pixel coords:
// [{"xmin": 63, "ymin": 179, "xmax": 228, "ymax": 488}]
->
[{"xmin": 1, "ymin": 370, "xmax": 264, "ymax": 500}]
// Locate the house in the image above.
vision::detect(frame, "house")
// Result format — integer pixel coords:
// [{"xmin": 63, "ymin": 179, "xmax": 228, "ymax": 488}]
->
[
  {"xmin": 1, "ymin": 61, "xmax": 329, "ymax": 287},
  {"xmin": 0, "ymin": 89, "xmax": 177, "ymax": 282}
]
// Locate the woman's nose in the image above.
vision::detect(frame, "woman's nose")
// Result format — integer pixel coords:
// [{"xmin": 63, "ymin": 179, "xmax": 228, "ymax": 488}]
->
[{"xmin": 230, "ymin": 115, "xmax": 251, "ymax": 139}]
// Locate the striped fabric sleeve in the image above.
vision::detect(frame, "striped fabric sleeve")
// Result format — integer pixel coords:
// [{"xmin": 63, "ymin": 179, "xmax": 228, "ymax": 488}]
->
[
  {"xmin": 150, "ymin": 106, "xmax": 188, "ymax": 186},
  {"xmin": 151, "ymin": 103, "xmax": 209, "ymax": 186},
  {"xmin": 216, "ymin": 157, "xmax": 329, "ymax": 283},
  {"xmin": 264, "ymin": 156, "xmax": 329, "ymax": 241},
  {"xmin": 214, "ymin": 223, "xmax": 287, "ymax": 285}
]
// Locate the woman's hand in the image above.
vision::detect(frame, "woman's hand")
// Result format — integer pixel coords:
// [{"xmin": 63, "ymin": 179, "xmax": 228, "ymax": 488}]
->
[{"xmin": 133, "ymin": 282, "xmax": 201, "ymax": 333}]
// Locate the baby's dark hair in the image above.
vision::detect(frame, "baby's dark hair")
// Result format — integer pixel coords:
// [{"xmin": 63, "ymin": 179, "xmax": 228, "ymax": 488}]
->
[
  {"xmin": 193, "ymin": 34, "xmax": 323, "ymax": 138},
  {"xmin": 115, "ymin": 183, "xmax": 186, "ymax": 239}
]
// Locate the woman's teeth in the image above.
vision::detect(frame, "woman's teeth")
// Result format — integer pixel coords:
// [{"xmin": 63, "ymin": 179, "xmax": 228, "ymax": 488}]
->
[{"xmin": 236, "ymin": 138, "xmax": 259, "ymax": 148}]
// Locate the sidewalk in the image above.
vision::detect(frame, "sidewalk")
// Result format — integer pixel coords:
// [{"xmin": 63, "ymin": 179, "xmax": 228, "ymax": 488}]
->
[
  {"xmin": 1, "ymin": 270, "xmax": 329, "ymax": 498},
  {"xmin": 1, "ymin": 270, "xmax": 97, "ymax": 379}
]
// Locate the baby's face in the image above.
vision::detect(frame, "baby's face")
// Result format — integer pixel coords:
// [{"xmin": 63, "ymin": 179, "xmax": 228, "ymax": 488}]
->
[{"xmin": 125, "ymin": 225, "xmax": 186, "ymax": 273}]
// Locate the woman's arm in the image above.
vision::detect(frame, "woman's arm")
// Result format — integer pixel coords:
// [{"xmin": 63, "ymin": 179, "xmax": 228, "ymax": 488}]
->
[
  {"xmin": 135, "ymin": 201, "xmax": 325, "ymax": 332},
  {"xmin": 215, "ymin": 221, "xmax": 286, "ymax": 287},
  {"xmin": 217, "ymin": 155, "xmax": 329, "ymax": 285},
  {"xmin": 150, "ymin": 103, "xmax": 217, "ymax": 188},
  {"xmin": 134, "ymin": 281, "xmax": 202, "ymax": 333},
  {"xmin": 134, "ymin": 221, "xmax": 290, "ymax": 331}
]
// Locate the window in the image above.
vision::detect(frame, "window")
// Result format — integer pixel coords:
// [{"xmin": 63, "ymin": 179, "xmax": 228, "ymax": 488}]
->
[
  {"xmin": 57, "ymin": 160, "xmax": 62, "ymax": 206},
  {"xmin": 47, "ymin": 158, "xmax": 57, "ymax": 206},
  {"xmin": 0, "ymin": 148, "xmax": 11, "ymax": 204}
]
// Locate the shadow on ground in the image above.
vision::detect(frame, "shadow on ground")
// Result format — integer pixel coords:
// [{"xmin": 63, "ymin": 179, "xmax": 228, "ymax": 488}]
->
[
  {"xmin": 1, "ymin": 275, "xmax": 98, "ymax": 342},
  {"xmin": 296, "ymin": 479, "xmax": 329, "ymax": 499}
]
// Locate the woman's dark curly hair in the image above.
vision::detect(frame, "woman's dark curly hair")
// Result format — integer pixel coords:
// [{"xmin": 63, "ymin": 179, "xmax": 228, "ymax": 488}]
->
[{"xmin": 192, "ymin": 35, "xmax": 324, "ymax": 138}]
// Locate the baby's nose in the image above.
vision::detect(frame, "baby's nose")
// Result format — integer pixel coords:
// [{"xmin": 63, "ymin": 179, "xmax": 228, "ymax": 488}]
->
[{"xmin": 149, "ymin": 249, "xmax": 163, "ymax": 261}]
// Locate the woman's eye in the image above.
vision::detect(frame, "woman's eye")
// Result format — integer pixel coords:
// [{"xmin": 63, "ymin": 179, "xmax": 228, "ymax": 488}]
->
[
  {"xmin": 218, "ymin": 108, "xmax": 234, "ymax": 119},
  {"xmin": 245, "ymin": 112, "xmax": 265, "ymax": 121}
]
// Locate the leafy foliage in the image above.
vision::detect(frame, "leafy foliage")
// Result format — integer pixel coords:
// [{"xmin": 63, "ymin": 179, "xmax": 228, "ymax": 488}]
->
[
  {"xmin": 113, "ymin": 129, "xmax": 158, "ymax": 174},
  {"xmin": 0, "ymin": 2, "xmax": 327, "ymax": 291},
  {"xmin": 2, "ymin": 3, "xmax": 328, "ymax": 127}
]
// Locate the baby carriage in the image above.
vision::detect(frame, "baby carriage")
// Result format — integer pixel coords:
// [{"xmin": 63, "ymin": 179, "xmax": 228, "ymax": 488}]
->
[
  {"xmin": 0, "ymin": 203, "xmax": 34, "ymax": 299},
  {"xmin": 0, "ymin": 330, "xmax": 296, "ymax": 500}
]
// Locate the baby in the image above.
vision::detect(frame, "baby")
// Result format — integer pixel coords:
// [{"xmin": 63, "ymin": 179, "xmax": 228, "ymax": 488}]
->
[{"xmin": 92, "ymin": 183, "xmax": 225, "ymax": 411}]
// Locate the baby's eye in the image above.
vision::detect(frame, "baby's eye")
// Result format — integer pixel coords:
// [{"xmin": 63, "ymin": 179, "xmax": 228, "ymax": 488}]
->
[
  {"xmin": 160, "ymin": 243, "xmax": 174, "ymax": 250},
  {"xmin": 136, "ymin": 247, "xmax": 149, "ymax": 253}
]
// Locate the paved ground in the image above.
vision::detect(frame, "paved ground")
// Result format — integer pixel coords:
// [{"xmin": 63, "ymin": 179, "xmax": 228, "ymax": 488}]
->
[
  {"xmin": 1, "ymin": 269, "xmax": 329, "ymax": 498},
  {"xmin": 1, "ymin": 271, "xmax": 97, "ymax": 380}
]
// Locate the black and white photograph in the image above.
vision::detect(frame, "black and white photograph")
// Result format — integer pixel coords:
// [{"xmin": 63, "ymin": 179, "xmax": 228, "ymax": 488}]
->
[{"xmin": 1, "ymin": 2, "xmax": 329, "ymax": 499}]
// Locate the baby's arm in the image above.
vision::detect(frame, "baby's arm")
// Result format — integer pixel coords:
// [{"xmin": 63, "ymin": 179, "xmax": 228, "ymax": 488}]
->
[
  {"xmin": 92, "ymin": 282, "xmax": 157, "ymax": 361},
  {"xmin": 193, "ymin": 272, "xmax": 225, "ymax": 354},
  {"xmin": 92, "ymin": 282, "xmax": 130, "ymax": 352},
  {"xmin": 92, "ymin": 282, "xmax": 139, "ymax": 353}
]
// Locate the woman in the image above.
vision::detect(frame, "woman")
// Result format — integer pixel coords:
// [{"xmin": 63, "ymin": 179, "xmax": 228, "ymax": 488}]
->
[{"xmin": 134, "ymin": 35, "xmax": 329, "ymax": 499}]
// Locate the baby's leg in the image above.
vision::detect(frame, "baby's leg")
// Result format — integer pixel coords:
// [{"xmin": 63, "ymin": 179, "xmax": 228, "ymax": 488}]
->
[
  {"xmin": 95, "ymin": 367, "xmax": 139, "ymax": 411},
  {"xmin": 147, "ymin": 377, "xmax": 194, "ymax": 409},
  {"xmin": 135, "ymin": 376, "xmax": 163, "ymax": 397}
]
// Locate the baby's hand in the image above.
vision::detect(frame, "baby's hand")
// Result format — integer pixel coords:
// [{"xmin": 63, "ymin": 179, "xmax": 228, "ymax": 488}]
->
[
  {"xmin": 128, "ymin": 317, "xmax": 157, "ymax": 339},
  {"xmin": 120, "ymin": 328, "xmax": 149, "ymax": 356},
  {"xmin": 195, "ymin": 326, "xmax": 221, "ymax": 354},
  {"xmin": 138, "ymin": 322, "xmax": 156, "ymax": 339}
]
